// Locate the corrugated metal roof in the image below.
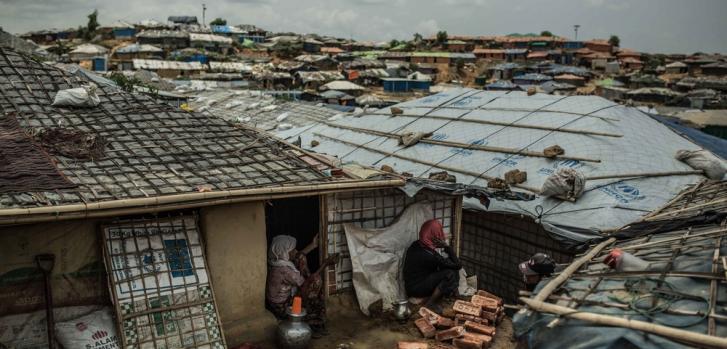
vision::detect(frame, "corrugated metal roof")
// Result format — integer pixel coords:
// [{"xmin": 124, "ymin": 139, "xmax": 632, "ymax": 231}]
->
[
  {"xmin": 189, "ymin": 33, "xmax": 233, "ymax": 44},
  {"xmin": 115, "ymin": 43, "xmax": 163, "ymax": 54},
  {"xmin": 208, "ymin": 61, "xmax": 253, "ymax": 73},
  {"xmin": 132, "ymin": 59, "xmax": 204, "ymax": 70},
  {"xmin": 136, "ymin": 30, "xmax": 188, "ymax": 39}
]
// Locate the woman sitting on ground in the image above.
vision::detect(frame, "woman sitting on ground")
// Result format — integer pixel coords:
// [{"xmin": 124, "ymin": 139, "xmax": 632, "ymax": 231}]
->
[
  {"xmin": 266, "ymin": 234, "xmax": 337, "ymax": 337},
  {"xmin": 403, "ymin": 219, "xmax": 461, "ymax": 312}
]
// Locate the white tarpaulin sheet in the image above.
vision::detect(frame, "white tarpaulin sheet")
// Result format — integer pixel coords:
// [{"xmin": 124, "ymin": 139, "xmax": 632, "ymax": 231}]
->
[
  {"xmin": 280, "ymin": 88, "xmax": 713, "ymax": 242},
  {"xmin": 344, "ymin": 202, "xmax": 433, "ymax": 315}
]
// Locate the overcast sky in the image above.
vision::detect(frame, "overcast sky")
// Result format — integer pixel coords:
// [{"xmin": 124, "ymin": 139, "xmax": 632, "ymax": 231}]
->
[{"xmin": 1, "ymin": 0, "xmax": 725, "ymax": 53}]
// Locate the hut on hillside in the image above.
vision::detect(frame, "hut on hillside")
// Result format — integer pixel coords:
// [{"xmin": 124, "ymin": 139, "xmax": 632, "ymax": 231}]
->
[
  {"xmin": 1, "ymin": 47, "xmax": 469, "ymax": 348},
  {"xmin": 274, "ymin": 88, "xmax": 715, "ymax": 301}
]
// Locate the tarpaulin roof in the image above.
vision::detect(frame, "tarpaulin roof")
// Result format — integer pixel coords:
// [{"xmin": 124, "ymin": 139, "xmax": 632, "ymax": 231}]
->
[{"xmin": 275, "ymin": 88, "xmax": 710, "ymax": 245}]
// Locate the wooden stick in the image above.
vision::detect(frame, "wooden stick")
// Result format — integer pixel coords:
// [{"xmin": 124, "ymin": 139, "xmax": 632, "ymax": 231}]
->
[
  {"xmin": 586, "ymin": 170, "xmax": 704, "ymax": 181},
  {"xmin": 313, "ymin": 133, "xmax": 543, "ymax": 194},
  {"xmin": 616, "ymin": 227, "xmax": 727, "ymax": 251},
  {"xmin": 317, "ymin": 122, "xmax": 602, "ymax": 163},
  {"xmin": 520, "ymin": 297, "xmax": 727, "ymax": 348},
  {"xmin": 533, "ymin": 237, "xmax": 616, "ymax": 302},
  {"xmin": 640, "ymin": 180, "xmax": 707, "ymax": 220},
  {"xmin": 644, "ymin": 198, "xmax": 727, "ymax": 222},
  {"xmin": 394, "ymin": 113, "xmax": 624, "ymax": 137},
  {"xmin": 518, "ymin": 290, "xmax": 727, "ymax": 320}
]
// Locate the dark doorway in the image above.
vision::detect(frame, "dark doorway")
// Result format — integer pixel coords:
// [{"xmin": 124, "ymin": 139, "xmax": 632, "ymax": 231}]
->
[{"xmin": 265, "ymin": 196, "xmax": 321, "ymax": 271}]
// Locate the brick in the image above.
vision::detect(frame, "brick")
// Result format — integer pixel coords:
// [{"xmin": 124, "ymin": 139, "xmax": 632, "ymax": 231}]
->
[
  {"xmin": 453, "ymin": 300, "xmax": 482, "ymax": 317},
  {"xmin": 435, "ymin": 326, "xmax": 465, "ymax": 341},
  {"xmin": 419, "ymin": 306, "xmax": 441, "ymax": 324},
  {"xmin": 453, "ymin": 337, "xmax": 482, "ymax": 349},
  {"xmin": 414, "ymin": 317, "xmax": 436, "ymax": 338},
  {"xmin": 463, "ymin": 332, "xmax": 492, "ymax": 345},
  {"xmin": 455, "ymin": 314, "xmax": 488, "ymax": 325},
  {"xmin": 463, "ymin": 321, "xmax": 496, "ymax": 336},
  {"xmin": 432, "ymin": 344, "xmax": 455, "ymax": 349},
  {"xmin": 470, "ymin": 295, "xmax": 499, "ymax": 313},
  {"xmin": 398, "ymin": 341, "xmax": 429, "ymax": 349},
  {"xmin": 479, "ymin": 309, "xmax": 498, "ymax": 323},
  {"xmin": 504, "ymin": 169, "xmax": 527, "ymax": 184},
  {"xmin": 475, "ymin": 290, "xmax": 503, "ymax": 306},
  {"xmin": 435, "ymin": 316, "xmax": 454, "ymax": 329}
]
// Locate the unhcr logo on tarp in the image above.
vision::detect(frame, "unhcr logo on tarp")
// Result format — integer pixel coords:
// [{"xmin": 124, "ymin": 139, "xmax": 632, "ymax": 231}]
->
[
  {"xmin": 599, "ymin": 183, "xmax": 646, "ymax": 203},
  {"xmin": 537, "ymin": 159, "xmax": 583, "ymax": 176},
  {"xmin": 450, "ymin": 138, "xmax": 487, "ymax": 156},
  {"xmin": 419, "ymin": 133, "xmax": 449, "ymax": 148}
]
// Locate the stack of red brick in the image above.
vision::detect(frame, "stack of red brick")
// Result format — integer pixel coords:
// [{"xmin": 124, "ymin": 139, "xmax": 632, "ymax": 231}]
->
[{"xmin": 402, "ymin": 290, "xmax": 504, "ymax": 349}]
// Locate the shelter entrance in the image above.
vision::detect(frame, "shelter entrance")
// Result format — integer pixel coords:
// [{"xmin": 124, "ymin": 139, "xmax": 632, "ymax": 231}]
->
[{"xmin": 265, "ymin": 196, "xmax": 321, "ymax": 272}]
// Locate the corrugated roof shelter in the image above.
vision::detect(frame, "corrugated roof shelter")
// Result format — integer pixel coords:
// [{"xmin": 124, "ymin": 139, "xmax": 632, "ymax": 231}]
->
[
  {"xmin": 515, "ymin": 179, "xmax": 727, "ymax": 349},
  {"xmin": 187, "ymin": 90, "xmax": 341, "ymax": 131}
]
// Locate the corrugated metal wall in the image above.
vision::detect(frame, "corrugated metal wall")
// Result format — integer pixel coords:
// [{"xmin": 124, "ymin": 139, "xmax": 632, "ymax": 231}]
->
[{"xmin": 324, "ymin": 188, "xmax": 458, "ymax": 295}]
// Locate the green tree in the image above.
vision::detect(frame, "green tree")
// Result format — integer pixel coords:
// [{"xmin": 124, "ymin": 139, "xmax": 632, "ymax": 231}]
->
[
  {"xmin": 389, "ymin": 39, "xmax": 400, "ymax": 48},
  {"xmin": 540, "ymin": 30, "xmax": 553, "ymax": 37},
  {"xmin": 210, "ymin": 18, "xmax": 227, "ymax": 26},
  {"xmin": 608, "ymin": 35, "xmax": 620, "ymax": 47},
  {"xmin": 436, "ymin": 30, "xmax": 448, "ymax": 45},
  {"xmin": 456, "ymin": 59, "xmax": 465, "ymax": 73},
  {"xmin": 413, "ymin": 33, "xmax": 423, "ymax": 43},
  {"xmin": 85, "ymin": 10, "xmax": 99, "ymax": 40}
]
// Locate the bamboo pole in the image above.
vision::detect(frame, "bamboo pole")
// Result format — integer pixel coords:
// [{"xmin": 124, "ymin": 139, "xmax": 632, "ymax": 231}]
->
[
  {"xmin": 520, "ymin": 297, "xmax": 727, "ymax": 348},
  {"xmin": 313, "ymin": 133, "xmax": 543, "ymax": 194},
  {"xmin": 383, "ymin": 108, "xmax": 622, "ymax": 122},
  {"xmin": 638, "ymin": 180, "xmax": 707, "ymax": 221},
  {"xmin": 615, "ymin": 227, "xmax": 727, "ymax": 251},
  {"xmin": 414, "ymin": 114, "xmax": 623, "ymax": 137},
  {"xmin": 0, "ymin": 179, "xmax": 404, "ymax": 223},
  {"xmin": 306, "ymin": 113, "xmax": 622, "ymax": 138},
  {"xmin": 644, "ymin": 198, "xmax": 727, "ymax": 222},
  {"xmin": 316, "ymin": 123, "xmax": 601, "ymax": 163},
  {"xmin": 586, "ymin": 170, "xmax": 704, "ymax": 181},
  {"xmin": 533, "ymin": 237, "xmax": 616, "ymax": 302}
]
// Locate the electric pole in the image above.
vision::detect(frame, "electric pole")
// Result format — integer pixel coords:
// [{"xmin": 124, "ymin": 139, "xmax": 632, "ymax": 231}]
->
[
  {"xmin": 573, "ymin": 24, "xmax": 580, "ymax": 41},
  {"xmin": 202, "ymin": 4, "xmax": 207, "ymax": 28}
]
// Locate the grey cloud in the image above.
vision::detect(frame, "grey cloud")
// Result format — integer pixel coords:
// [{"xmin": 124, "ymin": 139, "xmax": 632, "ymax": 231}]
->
[{"xmin": 1, "ymin": 0, "xmax": 725, "ymax": 53}]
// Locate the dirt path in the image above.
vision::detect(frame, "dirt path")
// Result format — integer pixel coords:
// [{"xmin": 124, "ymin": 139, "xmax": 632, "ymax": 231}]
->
[{"xmin": 306, "ymin": 295, "xmax": 517, "ymax": 349}]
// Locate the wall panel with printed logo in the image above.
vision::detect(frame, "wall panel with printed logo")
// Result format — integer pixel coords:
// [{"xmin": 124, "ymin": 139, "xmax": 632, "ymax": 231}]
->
[{"xmin": 101, "ymin": 215, "xmax": 226, "ymax": 349}]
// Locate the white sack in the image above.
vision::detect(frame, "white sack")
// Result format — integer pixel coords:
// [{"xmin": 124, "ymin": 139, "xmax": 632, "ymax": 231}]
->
[
  {"xmin": 675, "ymin": 149, "xmax": 726, "ymax": 180},
  {"xmin": 52, "ymin": 85, "xmax": 100, "ymax": 107},
  {"xmin": 344, "ymin": 202, "xmax": 433, "ymax": 315},
  {"xmin": 0, "ymin": 306, "xmax": 100, "ymax": 349},
  {"xmin": 55, "ymin": 308, "xmax": 120, "ymax": 349},
  {"xmin": 541, "ymin": 168, "xmax": 586, "ymax": 199}
]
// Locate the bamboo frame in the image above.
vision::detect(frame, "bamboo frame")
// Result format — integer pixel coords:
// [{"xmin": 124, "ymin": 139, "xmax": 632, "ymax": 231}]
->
[
  {"xmin": 0, "ymin": 179, "xmax": 404, "ymax": 224},
  {"xmin": 585, "ymin": 170, "xmax": 704, "ymax": 181},
  {"xmin": 302, "ymin": 112, "xmax": 622, "ymax": 138},
  {"xmin": 313, "ymin": 133, "xmax": 543, "ymax": 194},
  {"xmin": 644, "ymin": 198, "xmax": 727, "ymax": 222},
  {"xmin": 520, "ymin": 298, "xmax": 727, "ymax": 348},
  {"xmin": 532, "ymin": 238, "xmax": 616, "ymax": 302},
  {"xmin": 315, "ymin": 124, "xmax": 602, "ymax": 163}
]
